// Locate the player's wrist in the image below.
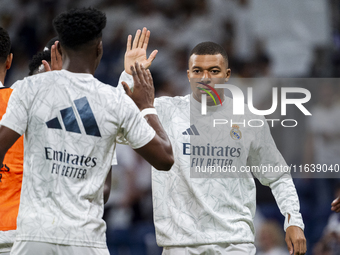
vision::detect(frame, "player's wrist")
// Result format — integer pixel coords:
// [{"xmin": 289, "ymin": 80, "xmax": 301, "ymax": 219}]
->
[
  {"xmin": 140, "ymin": 107, "xmax": 157, "ymax": 118},
  {"xmin": 124, "ymin": 67, "xmax": 133, "ymax": 75}
]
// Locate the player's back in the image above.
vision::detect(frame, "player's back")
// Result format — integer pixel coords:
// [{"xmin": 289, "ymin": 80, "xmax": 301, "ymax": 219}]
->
[{"xmin": 1, "ymin": 70, "xmax": 130, "ymax": 248}]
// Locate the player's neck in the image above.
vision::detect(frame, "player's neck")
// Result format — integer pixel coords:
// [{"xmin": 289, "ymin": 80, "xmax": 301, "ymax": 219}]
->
[
  {"xmin": 62, "ymin": 53, "xmax": 97, "ymax": 75},
  {"xmin": 0, "ymin": 68, "xmax": 6, "ymax": 85}
]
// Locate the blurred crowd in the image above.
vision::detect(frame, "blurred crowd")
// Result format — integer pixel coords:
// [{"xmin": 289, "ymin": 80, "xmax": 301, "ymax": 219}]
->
[{"xmin": 1, "ymin": 0, "xmax": 340, "ymax": 254}]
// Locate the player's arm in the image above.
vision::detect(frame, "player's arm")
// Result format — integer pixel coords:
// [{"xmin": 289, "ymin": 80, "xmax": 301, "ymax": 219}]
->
[
  {"xmin": 122, "ymin": 62, "xmax": 173, "ymax": 171},
  {"xmin": 0, "ymin": 126, "xmax": 21, "ymax": 169},
  {"xmin": 251, "ymin": 118, "xmax": 306, "ymax": 255},
  {"xmin": 103, "ymin": 168, "xmax": 112, "ymax": 204}
]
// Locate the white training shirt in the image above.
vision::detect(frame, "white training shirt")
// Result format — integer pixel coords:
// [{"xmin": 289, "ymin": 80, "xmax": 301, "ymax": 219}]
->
[
  {"xmin": 0, "ymin": 70, "xmax": 155, "ymax": 248},
  {"xmin": 119, "ymin": 71, "xmax": 304, "ymax": 247}
]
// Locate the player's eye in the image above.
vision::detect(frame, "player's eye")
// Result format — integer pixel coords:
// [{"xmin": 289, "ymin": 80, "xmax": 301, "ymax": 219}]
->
[
  {"xmin": 193, "ymin": 69, "xmax": 200, "ymax": 74},
  {"xmin": 211, "ymin": 69, "xmax": 220, "ymax": 74}
]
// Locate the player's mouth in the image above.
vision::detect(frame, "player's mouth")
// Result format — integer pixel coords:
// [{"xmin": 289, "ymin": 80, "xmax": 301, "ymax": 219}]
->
[{"xmin": 197, "ymin": 85, "xmax": 215, "ymax": 93}]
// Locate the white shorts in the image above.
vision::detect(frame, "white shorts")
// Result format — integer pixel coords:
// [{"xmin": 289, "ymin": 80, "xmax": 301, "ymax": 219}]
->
[
  {"xmin": 10, "ymin": 241, "xmax": 110, "ymax": 255},
  {"xmin": 162, "ymin": 243, "xmax": 256, "ymax": 255}
]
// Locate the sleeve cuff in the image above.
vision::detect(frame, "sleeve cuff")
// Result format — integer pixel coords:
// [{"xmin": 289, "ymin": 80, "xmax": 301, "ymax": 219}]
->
[
  {"xmin": 284, "ymin": 213, "xmax": 305, "ymax": 232},
  {"xmin": 118, "ymin": 71, "xmax": 134, "ymax": 89}
]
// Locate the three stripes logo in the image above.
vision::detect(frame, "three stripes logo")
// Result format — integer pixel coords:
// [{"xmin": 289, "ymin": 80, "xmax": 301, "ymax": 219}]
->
[
  {"xmin": 182, "ymin": 125, "xmax": 200, "ymax": 136},
  {"xmin": 46, "ymin": 97, "xmax": 101, "ymax": 137}
]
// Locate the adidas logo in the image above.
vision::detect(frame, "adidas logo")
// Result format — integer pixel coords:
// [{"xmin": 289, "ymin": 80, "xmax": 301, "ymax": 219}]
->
[
  {"xmin": 182, "ymin": 125, "xmax": 200, "ymax": 135},
  {"xmin": 46, "ymin": 97, "xmax": 101, "ymax": 137}
]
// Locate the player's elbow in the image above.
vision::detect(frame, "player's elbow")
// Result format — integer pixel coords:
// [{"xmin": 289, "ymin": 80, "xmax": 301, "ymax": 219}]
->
[{"xmin": 153, "ymin": 154, "xmax": 174, "ymax": 171}]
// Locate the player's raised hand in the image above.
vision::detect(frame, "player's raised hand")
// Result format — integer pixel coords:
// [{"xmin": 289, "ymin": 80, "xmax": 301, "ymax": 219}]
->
[
  {"xmin": 331, "ymin": 197, "xmax": 340, "ymax": 212},
  {"xmin": 285, "ymin": 226, "xmax": 307, "ymax": 255},
  {"xmin": 122, "ymin": 62, "xmax": 154, "ymax": 110},
  {"xmin": 124, "ymin": 27, "xmax": 158, "ymax": 75},
  {"xmin": 42, "ymin": 41, "xmax": 62, "ymax": 72}
]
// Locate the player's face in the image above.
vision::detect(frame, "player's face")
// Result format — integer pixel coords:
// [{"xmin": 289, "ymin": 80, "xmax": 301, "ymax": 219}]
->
[{"xmin": 187, "ymin": 54, "xmax": 231, "ymax": 105}]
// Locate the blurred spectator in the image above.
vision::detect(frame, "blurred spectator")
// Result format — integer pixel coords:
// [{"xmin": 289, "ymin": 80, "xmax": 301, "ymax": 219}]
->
[
  {"xmin": 256, "ymin": 220, "xmax": 289, "ymax": 255},
  {"xmin": 313, "ymin": 183, "xmax": 340, "ymax": 255},
  {"xmin": 104, "ymin": 144, "xmax": 161, "ymax": 255}
]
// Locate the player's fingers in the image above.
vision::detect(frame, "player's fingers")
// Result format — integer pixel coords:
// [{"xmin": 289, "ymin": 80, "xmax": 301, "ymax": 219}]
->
[
  {"xmin": 132, "ymin": 29, "xmax": 141, "ymax": 49},
  {"xmin": 131, "ymin": 64, "xmax": 142, "ymax": 88},
  {"xmin": 126, "ymin": 35, "xmax": 132, "ymax": 52},
  {"xmin": 54, "ymin": 41, "xmax": 60, "ymax": 59},
  {"xmin": 301, "ymin": 238, "xmax": 307, "ymax": 254},
  {"xmin": 135, "ymin": 62, "xmax": 146, "ymax": 85},
  {"xmin": 331, "ymin": 203, "xmax": 340, "ymax": 212},
  {"xmin": 142, "ymin": 64, "xmax": 150, "ymax": 84},
  {"xmin": 121, "ymin": 81, "xmax": 132, "ymax": 96},
  {"xmin": 142, "ymin": 30, "xmax": 150, "ymax": 50},
  {"xmin": 331, "ymin": 197, "xmax": 339, "ymax": 206},
  {"xmin": 285, "ymin": 238, "xmax": 293, "ymax": 255},
  {"xmin": 146, "ymin": 69, "xmax": 154, "ymax": 87},
  {"xmin": 51, "ymin": 44, "xmax": 56, "ymax": 62},
  {"xmin": 42, "ymin": 60, "xmax": 51, "ymax": 72},
  {"xmin": 138, "ymin": 27, "xmax": 147, "ymax": 48},
  {"xmin": 54, "ymin": 41, "xmax": 61, "ymax": 57},
  {"xmin": 146, "ymin": 49, "xmax": 158, "ymax": 65},
  {"xmin": 54, "ymin": 41, "xmax": 62, "ymax": 70},
  {"xmin": 293, "ymin": 239, "xmax": 303, "ymax": 255}
]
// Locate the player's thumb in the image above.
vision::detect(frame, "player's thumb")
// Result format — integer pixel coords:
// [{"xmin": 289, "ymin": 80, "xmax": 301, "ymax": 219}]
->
[
  {"xmin": 147, "ymin": 50, "xmax": 158, "ymax": 66},
  {"xmin": 42, "ymin": 60, "xmax": 51, "ymax": 72},
  {"xmin": 122, "ymin": 82, "xmax": 132, "ymax": 96}
]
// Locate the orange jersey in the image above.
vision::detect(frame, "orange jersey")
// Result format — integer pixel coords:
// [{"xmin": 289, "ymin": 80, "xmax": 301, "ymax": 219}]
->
[{"xmin": 0, "ymin": 87, "xmax": 24, "ymax": 231}]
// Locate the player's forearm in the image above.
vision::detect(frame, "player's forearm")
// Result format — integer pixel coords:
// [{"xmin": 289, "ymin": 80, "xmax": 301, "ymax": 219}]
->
[{"xmin": 269, "ymin": 175, "xmax": 304, "ymax": 231}]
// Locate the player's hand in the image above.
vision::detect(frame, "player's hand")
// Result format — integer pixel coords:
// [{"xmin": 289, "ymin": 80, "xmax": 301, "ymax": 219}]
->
[
  {"xmin": 124, "ymin": 27, "xmax": 158, "ymax": 75},
  {"xmin": 122, "ymin": 62, "xmax": 154, "ymax": 110},
  {"xmin": 285, "ymin": 226, "xmax": 306, "ymax": 255},
  {"xmin": 331, "ymin": 197, "xmax": 340, "ymax": 212},
  {"xmin": 42, "ymin": 41, "xmax": 62, "ymax": 71}
]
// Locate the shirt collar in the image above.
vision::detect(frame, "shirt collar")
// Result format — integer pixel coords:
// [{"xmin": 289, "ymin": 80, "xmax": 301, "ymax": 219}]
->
[{"xmin": 0, "ymin": 81, "xmax": 4, "ymax": 88}]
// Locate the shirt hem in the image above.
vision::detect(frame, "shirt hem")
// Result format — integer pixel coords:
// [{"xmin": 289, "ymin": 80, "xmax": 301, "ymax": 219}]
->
[{"xmin": 16, "ymin": 236, "xmax": 107, "ymax": 249}]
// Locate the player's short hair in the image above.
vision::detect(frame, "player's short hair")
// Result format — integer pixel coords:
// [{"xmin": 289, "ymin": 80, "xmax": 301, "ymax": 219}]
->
[
  {"xmin": 28, "ymin": 51, "xmax": 51, "ymax": 76},
  {"xmin": 0, "ymin": 27, "xmax": 11, "ymax": 63},
  {"xmin": 190, "ymin": 42, "xmax": 228, "ymax": 66},
  {"xmin": 53, "ymin": 7, "xmax": 106, "ymax": 50}
]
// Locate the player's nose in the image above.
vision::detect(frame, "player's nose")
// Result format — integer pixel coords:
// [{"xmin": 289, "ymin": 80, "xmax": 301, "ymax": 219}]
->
[{"xmin": 202, "ymin": 70, "xmax": 210, "ymax": 79}]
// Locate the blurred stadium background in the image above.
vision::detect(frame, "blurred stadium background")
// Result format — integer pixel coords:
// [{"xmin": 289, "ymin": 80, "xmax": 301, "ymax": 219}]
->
[{"xmin": 1, "ymin": 0, "xmax": 340, "ymax": 254}]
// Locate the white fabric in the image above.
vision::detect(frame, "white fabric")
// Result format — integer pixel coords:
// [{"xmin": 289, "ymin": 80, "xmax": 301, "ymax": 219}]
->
[
  {"xmin": 162, "ymin": 243, "xmax": 256, "ymax": 255},
  {"xmin": 10, "ymin": 241, "xmax": 110, "ymax": 255},
  {"xmin": 118, "ymin": 72, "xmax": 304, "ymax": 247},
  {"xmin": 0, "ymin": 230, "xmax": 15, "ymax": 253},
  {"xmin": 0, "ymin": 70, "xmax": 155, "ymax": 248},
  {"xmin": 0, "ymin": 81, "xmax": 4, "ymax": 88}
]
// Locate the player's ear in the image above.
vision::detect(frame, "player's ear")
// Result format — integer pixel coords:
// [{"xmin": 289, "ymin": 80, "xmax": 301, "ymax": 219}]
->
[
  {"xmin": 187, "ymin": 69, "xmax": 190, "ymax": 82},
  {"xmin": 97, "ymin": 40, "xmax": 103, "ymax": 58},
  {"xmin": 225, "ymin": 68, "xmax": 231, "ymax": 82},
  {"xmin": 5, "ymin": 53, "xmax": 13, "ymax": 70}
]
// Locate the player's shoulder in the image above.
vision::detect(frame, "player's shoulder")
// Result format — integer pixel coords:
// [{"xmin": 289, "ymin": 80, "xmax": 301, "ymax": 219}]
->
[{"xmin": 155, "ymin": 94, "xmax": 190, "ymax": 108}]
